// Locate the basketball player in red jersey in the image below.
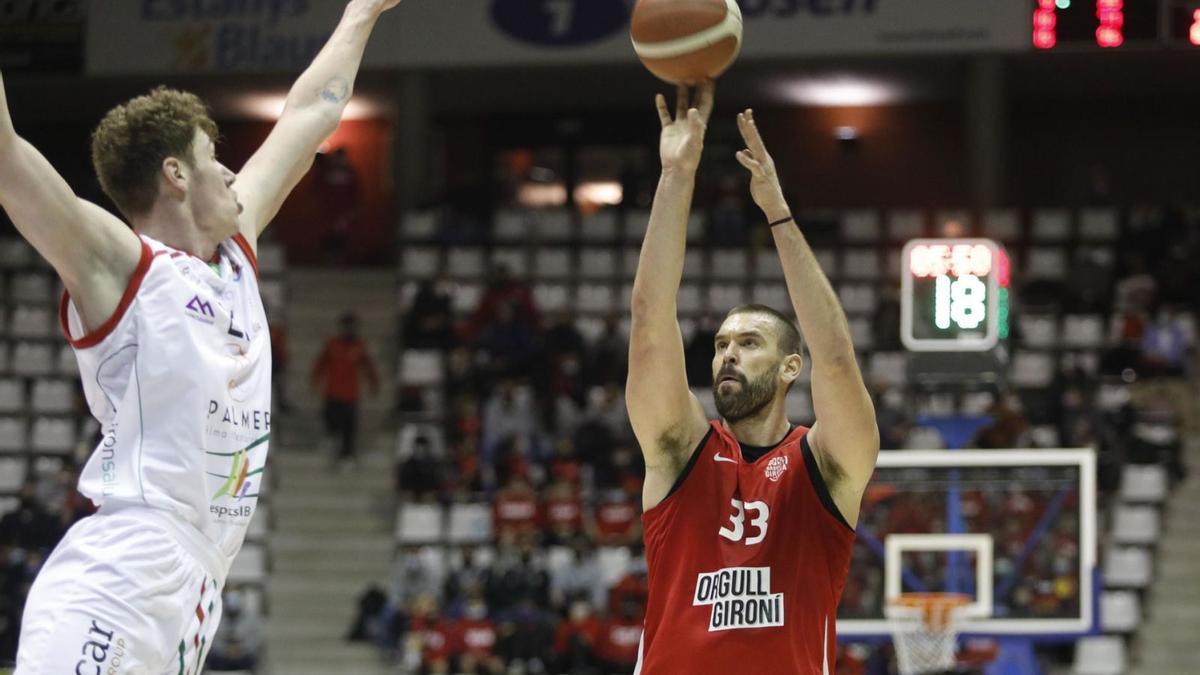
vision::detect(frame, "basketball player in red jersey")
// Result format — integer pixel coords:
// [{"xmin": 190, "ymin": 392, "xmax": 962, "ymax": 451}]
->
[{"xmin": 626, "ymin": 82, "xmax": 880, "ymax": 674}]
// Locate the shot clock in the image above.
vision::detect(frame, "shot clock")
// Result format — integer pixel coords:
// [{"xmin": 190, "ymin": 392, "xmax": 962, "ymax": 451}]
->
[{"xmin": 900, "ymin": 239, "xmax": 1010, "ymax": 352}]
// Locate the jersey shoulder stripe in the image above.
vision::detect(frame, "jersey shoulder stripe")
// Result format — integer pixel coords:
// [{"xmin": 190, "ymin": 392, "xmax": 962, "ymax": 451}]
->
[{"xmin": 57, "ymin": 239, "xmax": 158, "ymax": 350}]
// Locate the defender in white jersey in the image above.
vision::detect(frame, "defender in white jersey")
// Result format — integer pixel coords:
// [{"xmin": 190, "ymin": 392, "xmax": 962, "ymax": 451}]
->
[{"xmin": 0, "ymin": 1, "xmax": 404, "ymax": 672}]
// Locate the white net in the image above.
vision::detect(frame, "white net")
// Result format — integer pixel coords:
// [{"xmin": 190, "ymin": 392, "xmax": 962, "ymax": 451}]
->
[{"xmin": 886, "ymin": 594, "xmax": 971, "ymax": 675}]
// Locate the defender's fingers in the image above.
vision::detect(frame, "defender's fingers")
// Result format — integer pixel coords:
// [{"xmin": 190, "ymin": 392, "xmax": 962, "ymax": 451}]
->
[
  {"xmin": 736, "ymin": 150, "xmax": 762, "ymax": 174},
  {"xmin": 744, "ymin": 109, "xmax": 770, "ymax": 156}
]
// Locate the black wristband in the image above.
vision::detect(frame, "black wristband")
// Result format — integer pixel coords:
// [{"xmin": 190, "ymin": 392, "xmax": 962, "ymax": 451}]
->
[{"xmin": 769, "ymin": 215, "xmax": 794, "ymax": 228}]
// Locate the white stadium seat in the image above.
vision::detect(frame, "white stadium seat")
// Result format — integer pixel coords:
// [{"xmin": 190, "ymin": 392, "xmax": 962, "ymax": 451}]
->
[
  {"xmin": 1062, "ymin": 315, "xmax": 1105, "ymax": 349},
  {"xmin": 577, "ymin": 284, "xmax": 615, "ymax": 314},
  {"xmin": 1031, "ymin": 208, "xmax": 1071, "ymax": 241},
  {"xmin": 0, "ymin": 379, "xmax": 24, "ymax": 414},
  {"xmin": 531, "ymin": 209, "xmax": 572, "ymax": 241},
  {"xmin": 1110, "ymin": 505, "xmax": 1159, "ymax": 547},
  {"xmin": 31, "ymin": 417, "xmax": 74, "ymax": 455},
  {"xmin": 401, "ymin": 247, "xmax": 440, "ymax": 279},
  {"xmin": 400, "ymin": 350, "xmax": 443, "ymax": 387},
  {"xmin": 887, "ymin": 210, "xmax": 925, "ymax": 240},
  {"xmin": 1103, "ymin": 547, "xmax": 1152, "ymax": 589},
  {"xmin": 1072, "ymin": 635, "xmax": 1127, "ymax": 675},
  {"xmin": 812, "ymin": 249, "xmax": 839, "ymax": 279},
  {"xmin": 842, "ymin": 249, "xmax": 880, "ymax": 280},
  {"xmin": 1099, "ymin": 591, "xmax": 1140, "ymax": 634},
  {"xmin": 708, "ymin": 285, "xmax": 746, "ymax": 312},
  {"xmin": 580, "ymin": 210, "xmax": 618, "ymax": 242},
  {"xmin": 534, "ymin": 249, "xmax": 572, "ymax": 279},
  {"xmin": 841, "ymin": 210, "xmax": 880, "ymax": 242},
  {"xmin": 757, "ymin": 252, "xmax": 785, "ymax": 281},
  {"xmin": 1011, "ymin": 352, "xmax": 1056, "ymax": 389},
  {"xmin": 31, "ymin": 379, "xmax": 74, "ymax": 415},
  {"xmin": 447, "ymin": 248, "xmax": 485, "ymax": 279},
  {"xmin": 0, "ymin": 239, "xmax": 34, "ymax": 269},
  {"xmin": 597, "ymin": 546, "xmax": 633, "ymax": 587},
  {"xmin": 1078, "ymin": 208, "xmax": 1118, "ymax": 241},
  {"xmin": 12, "ymin": 342, "xmax": 53, "ymax": 377},
  {"xmin": 1119, "ymin": 465, "xmax": 1168, "ymax": 504},
  {"xmin": 868, "ymin": 353, "xmax": 907, "ymax": 387},
  {"xmin": 447, "ymin": 502, "xmax": 492, "ymax": 545},
  {"xmin": 396, "ymin": 503, "xmax": 444, "ymax": 544},
  {"xmin": 533, "ymin": 284, "xmax": 570, "ymax": 313},
  {"xmin": 1025, "ymin": 247, "xmax": 1067, "ymax": 280},
  {"xmin": 676, "ymin": 285, "xmax": 702, "ymax": 315},
  {"xmin": 0, "ymin": 418, "xmax": 27, "ymax": 453},
  {"xmin": 580, "ymin": 249, "xmax": 616, "ymax": 280},
  {"xmin": 682, "ymin": 250, "xmax": 705, "ymax": 280},
  {"xmin": 711, "ymin": 250, "xmax": 749, "ymax": 280},
  {"xmin": 1019, "ymin": 315, "xmax": 1059, "ymax": 349},
  {"xmin": 449, "ymin": 283, "xmax": 482, "ymax": 314},
  {"xmin": 750, "ymin": 284, "xmax": 788, "ymax": 309},
  {"xmin": 494, "ymin": 209, "xmax": 530, "ymax": 242},
  {"xmin": 492, "ymin": 248, "xmax": 528, "ymax": 278},
  {"xmin": 981, "ymin": 209, "xmax": 1021, "ymax": 241},
  {"xmin": 401, "ymin": 211, "xmax": 439, "ymax": 240},
  {"xmin": 10, "ymin": 306, "xmax": 54, "ymax": 339},
  {"xmin": 0, "ymin": 457, "xmax": 26, "ymax": 492},
  {"xmin": 10, "ymin": 272, "xmax": 52, "ymax": 304}
]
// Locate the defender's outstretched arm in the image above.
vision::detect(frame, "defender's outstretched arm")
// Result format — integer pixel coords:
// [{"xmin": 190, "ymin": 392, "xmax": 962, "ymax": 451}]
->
[
  {"xmin": 235, "ymin": 0, "xmax": 403, "ymax": 245},
  {"xmin": 0, "ymin": 70, "xmax": 142, "ymax": 332}
]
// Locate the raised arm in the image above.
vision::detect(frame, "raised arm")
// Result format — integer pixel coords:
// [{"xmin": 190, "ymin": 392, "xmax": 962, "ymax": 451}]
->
[
  {"xmin": 0, "ymin": 70, "xmax": 142, "ymax": 332},
  {"xmin": 626, "ymin": 84, "xmax": 714, "ymax": 511},
  {"xmin": 735, "ymin": 109, "xmax": 878, "ymax": 524},
  {"xmin": 235, "ymin": 0, "xmax": 401, "ymax": 245}
]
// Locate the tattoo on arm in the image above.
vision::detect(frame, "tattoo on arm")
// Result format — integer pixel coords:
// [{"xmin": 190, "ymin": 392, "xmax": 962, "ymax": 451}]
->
[{"xmin": 319, "ymin": 77, "xmax": 351, "ymax": 104}]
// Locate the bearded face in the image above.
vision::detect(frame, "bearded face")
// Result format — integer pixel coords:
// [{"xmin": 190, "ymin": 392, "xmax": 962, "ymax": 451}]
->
[{"xmin": 713, "ymin": 357, "xmax": 781, "ymax": 423}]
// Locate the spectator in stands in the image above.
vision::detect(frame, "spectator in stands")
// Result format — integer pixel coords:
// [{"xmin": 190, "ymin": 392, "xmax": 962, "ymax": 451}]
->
[
  {"xmin": 447, "ymin": 435, "xmax": 487, "ymax": 498},
  {"xmin": 397, "ymin": 433, "xmax": 447, "ymax": 502},
  {"xmin": 479, "ymin": 301, "xmax": 539, "ymax": 378},
  {"xmin": 311, "ymin": 312, "xmax": 379, "ymax": 468},
  {"xmin": 454, "ymin": 594, "xmax": 504, "ymax": 674},
  {"xmin": 554, "ymin": 599, "xmax": 602, "ymax": 675},
  {"xmin": 485, "ymin": 545, "xmax": 550, "ymax": 617},
  {"xmin": 970, "ymin": 398, "xmax": 1031, "ymax": 449},
  {"xmin": 400, "ymin": 594, "xmax": 454, "ymax": 674},
  {"xmin": 1114, "ymin": 253, "xmax": 1157, "ymax": 314},
  {"xmin": 542, "ymin": 309, "xmax": 588, "ymax": 414},
  {"xmin": 206, "ymin": 586, "xmax": 263, "ymax": 672},
  {"xmin": 708, "ymin": 173, "xmax": 750, "ymax": 246},
  {"xmin": 481, "ymin": 379, "xmax": 539, "ymax": 468},
  {"xmin": 590, "ymin": 488, "xmax": 641, "ymax": 547},
  {"xmin": 443, "ymin": 546, "xmax": 490, "ymax": 615},
  {"xmin": 392, "ymin": 545, "xmax": 445, "ymax": 608},
  {"xmin": 404, "ymin": 274, "xmax": 456, "ymax": 350},
  {"xmin": 586, "ymin": 314, "xmax": 627, "ymax": 387},
  {"xmin": 542, "ymin": 474, "xmax": 585, "ymax": 545},
  {"xmin": 492, "ymin": 473, "xmax": 541, "ymax": 544},
  {"xmin": 595, "ymin": 598, "xmax": 645, "ymax": 674},
  {"xmin": 1140, "ymin": 305, "xmax": 1191, "ymax": 377},
  {"xmin": 684, "ymin": 314, "xmax": 717, "ymax": 387},
  {"xmin": 550, "ymin": 538, "xmax": 605, "ymax": 611},
  {"xmin": 0, "ymin": 484, "xmax": 61, "ymax": 551},
  {"xmin": 468, "ymin": 263, "xmax": 540, "ymax": 341},
  {"xmin": 346, "ymin": 582, "xmax": 388, "ymax": 643},
  {"xmin": 495, "ymin": 596, "xmax": 556, "ymax": 673}
]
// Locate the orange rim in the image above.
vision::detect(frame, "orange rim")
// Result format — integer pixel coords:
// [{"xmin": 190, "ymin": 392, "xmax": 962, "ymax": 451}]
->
[{"xmin": 889, "ymin": 593, "xmax": 973, "ymax": 630}]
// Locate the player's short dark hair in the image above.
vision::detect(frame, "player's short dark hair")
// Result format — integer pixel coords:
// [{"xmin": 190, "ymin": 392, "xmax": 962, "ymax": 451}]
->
[
  {"xmin": 724, "ymin": 304, "xmax": 803, "ymax": 358},
  {"xmin": 91, "ymin": 87, "xmax": 218, "ymax": 219}
]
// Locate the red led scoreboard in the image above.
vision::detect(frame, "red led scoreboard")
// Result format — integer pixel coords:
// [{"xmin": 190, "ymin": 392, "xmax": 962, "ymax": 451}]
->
[
  {"xmin": 901, "ymin": 239, "xmax": 1010, "ymax": 352},
  {"xmin": 1034, "ymin": 0, "xmax": 1200, "ymax": 49}
]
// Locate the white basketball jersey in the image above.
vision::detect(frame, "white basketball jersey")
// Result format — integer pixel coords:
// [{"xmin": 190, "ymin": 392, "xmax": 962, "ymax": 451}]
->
[{"xmin": 59, "ymin": 233, "xmax": 271, "ymax": 572}]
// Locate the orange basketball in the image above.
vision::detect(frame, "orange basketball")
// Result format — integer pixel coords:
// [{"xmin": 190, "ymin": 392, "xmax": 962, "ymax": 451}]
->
[{"xmin": 630, "ymin": 0, "xmax": 744, "ymax": 85}]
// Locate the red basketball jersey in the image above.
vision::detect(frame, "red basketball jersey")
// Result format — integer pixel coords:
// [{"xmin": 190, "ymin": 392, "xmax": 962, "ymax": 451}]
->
[{"xmin": 637, "ymin": 421, "xmax": 856, "ymax": 675}]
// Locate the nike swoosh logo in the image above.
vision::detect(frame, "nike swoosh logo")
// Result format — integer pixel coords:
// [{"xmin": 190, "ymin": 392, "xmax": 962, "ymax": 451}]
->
[{"xmin": 713, "ymin": 454, "xmax": 738, "ymax": 464}]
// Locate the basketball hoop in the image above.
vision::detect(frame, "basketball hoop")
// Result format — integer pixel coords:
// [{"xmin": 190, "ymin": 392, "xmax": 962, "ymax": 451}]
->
[{"xmin": 885, "ymin": 592, "xmax": 973, "ymax": 675}]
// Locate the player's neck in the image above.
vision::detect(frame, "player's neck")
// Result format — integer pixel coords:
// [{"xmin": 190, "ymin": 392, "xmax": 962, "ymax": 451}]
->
[
  {"xmin": 722, "ymin": 400, "xmax": 791, "ymax": 447},
  {"xmin": 134, "ymin": 201, "xmax": 218, "ymax": 260}
]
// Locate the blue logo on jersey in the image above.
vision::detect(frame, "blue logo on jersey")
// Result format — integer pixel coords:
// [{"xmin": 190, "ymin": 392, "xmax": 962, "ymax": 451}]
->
[{"xmin": 490, "ymin": 0, "xmax": 628, "ymax": 47}]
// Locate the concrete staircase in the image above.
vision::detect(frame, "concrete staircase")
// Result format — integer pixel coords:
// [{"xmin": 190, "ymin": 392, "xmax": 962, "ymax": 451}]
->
[
  {"xmin": 1129, "ymin": 435, "xmax": 1200, "ymax": 675},
  {"xmin": 263, "ymin": 268, "xmax": 398, "ymax": 675}
]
